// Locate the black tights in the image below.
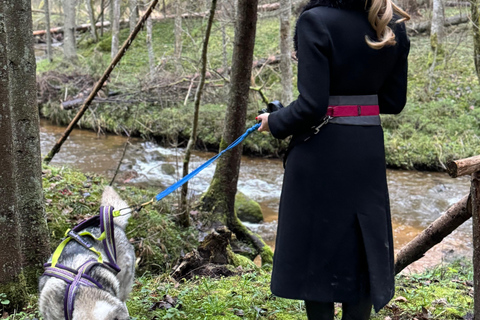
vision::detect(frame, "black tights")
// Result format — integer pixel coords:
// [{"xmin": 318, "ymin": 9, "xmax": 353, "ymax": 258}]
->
[{"xmin": 304, "ymin": 296, "xmax": 372, "ymax": 320}]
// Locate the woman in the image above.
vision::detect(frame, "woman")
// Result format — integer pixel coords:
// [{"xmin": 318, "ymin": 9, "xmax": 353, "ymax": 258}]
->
[{"xmin": 256, "ymin": 0, "xmax": 410, "ymax": 319}]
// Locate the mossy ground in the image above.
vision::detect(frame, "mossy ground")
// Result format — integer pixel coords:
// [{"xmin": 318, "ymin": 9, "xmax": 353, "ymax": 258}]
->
[{"xmin": 36, "ymin": 8, "xmax": 480, "ymax": 170}]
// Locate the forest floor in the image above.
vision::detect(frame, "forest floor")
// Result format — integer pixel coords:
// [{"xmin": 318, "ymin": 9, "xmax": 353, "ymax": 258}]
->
[
  {"xmin": 2, "ymin": 166, "xmax": 475, "ymax": 319},
  {"xmin": 35, "ymin": 7, "xmax": 480, "ymax": 170}
]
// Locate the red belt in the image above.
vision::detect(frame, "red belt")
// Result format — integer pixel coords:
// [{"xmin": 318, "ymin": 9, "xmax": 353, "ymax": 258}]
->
[{"xmin": 326, "ymin": 105, "xmax": 379, "ymax": 117}]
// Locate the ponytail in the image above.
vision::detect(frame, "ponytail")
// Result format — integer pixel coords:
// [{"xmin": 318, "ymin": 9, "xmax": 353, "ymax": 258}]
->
[{"xmin": 365, "ymin": 0, "xmax": 410, "ymax": 49}]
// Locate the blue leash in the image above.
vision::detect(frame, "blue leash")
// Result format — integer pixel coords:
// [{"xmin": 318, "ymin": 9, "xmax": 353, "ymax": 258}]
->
[{"xmin": 154, "ymin": 123, "xmax": 260, "ymax": 202}]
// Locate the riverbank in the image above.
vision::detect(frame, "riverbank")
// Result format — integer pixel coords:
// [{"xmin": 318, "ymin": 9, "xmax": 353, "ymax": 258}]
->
[
  {"xmin": 36, "ymin": 13, "xmax": 480, "ymax": 170},
  {"xmin": 2, "ymin": 165, "xmax": 474, "ymax": 319}
]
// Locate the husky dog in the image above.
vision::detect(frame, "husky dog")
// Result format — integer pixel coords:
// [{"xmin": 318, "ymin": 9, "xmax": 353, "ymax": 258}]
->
[{"xmin": 39, "ymin": 187, "xmax": 135, "ymax": 320}]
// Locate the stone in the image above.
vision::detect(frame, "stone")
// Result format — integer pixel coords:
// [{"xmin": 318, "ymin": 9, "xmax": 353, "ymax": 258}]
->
[{"xmin": 235, "ymin": 192, "xmax": 263, "ymax": 223}]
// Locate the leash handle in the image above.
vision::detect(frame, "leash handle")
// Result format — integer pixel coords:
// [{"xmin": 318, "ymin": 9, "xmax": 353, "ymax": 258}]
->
[{"xmin": 155, "ymin": 123, "xmax": 260, "ymax": 202}]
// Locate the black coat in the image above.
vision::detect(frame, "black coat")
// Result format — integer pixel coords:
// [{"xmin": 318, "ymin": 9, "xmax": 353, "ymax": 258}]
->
[{"xmin": 268, "ymin": 5, "xmax": 409, "ymax": 312}]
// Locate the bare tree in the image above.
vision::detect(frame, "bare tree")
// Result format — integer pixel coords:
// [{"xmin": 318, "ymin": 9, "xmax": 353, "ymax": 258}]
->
[
  {"xmin": 472, "ymin": 0, "xmax": 480, "ymax": 82},
  {"xmin": 129, "ymin": 0, "xmax": 138, "ymax": 33},
  {"xmin": 200, "ymin": 0, "xmax": 273, "ymax": 265},
  {"xmin": 45, "ymin": 0, "xmax": 53, "ymax": 61},
  {"xmin": 63, "ymin": 0, "xmax": 77, "ymax": 59},
  {"xmin": 174, "ymin": 0, "xmax": 183, "ymax": 58},
  {"xmin": 180, "ymin": 0, "xmax": 218, "ymax": 227},
  {"xmin": 146, "ymin": 15, "xmax": 155, "ymax": 75},
  {"xmin": 86, "ymin": 0, "xmax": 98, "ymax": 42},
  {"xmin": 0, "ymin": 0, "xmax": 50, "ymax": 307},
  {"xmin": 111, "ymin": 0, "xmax": 121, "ymax": 58},
  {"xmin": 431, "ymin": 0, "xmax": 445, "ymax": 54},
  {"xmin": 279, "ymin": 0, "xmax": 293, "ymax": 104}
]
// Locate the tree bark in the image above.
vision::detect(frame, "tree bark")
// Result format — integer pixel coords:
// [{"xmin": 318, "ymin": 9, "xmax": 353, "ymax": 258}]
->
[
  {"xmin": 111, "ymin": 0, "xmax": 121, "ymax": 58},
  {"xmin": 86, "ymin": 0, "xmax": 98, "ymax": 42},
  {"xmin": 45, "ymin": 0, "xmax": 53, "ymax": 61},
  {"xmin": 101, "ymin": 0, "xmax": 105, "ymax": 37},
  {"xmin": 200, "ymin": 0, "xmax": 273, "ymax": 265},
  {"xmin": 472, "ymin": 172, "xmax": 480, "ymax": 319},
  {"xmin": 0, "ymin": 0, "xmax": 50, "ymax": 308},
  {"xmin": 447, "ymin": 155, "xmax": 480, "ymax": 178},
  {"xmin": 431, "ymin": 0, "xmax": 445, "ymax": 53},
  {"xmin": 472, "ymin": 0, "xmax": 480, "ymax": 82},
  {"xmin": 174, "ymin": 0, "xmax": 183, "ymax": 59},
  {"xmin": 129, "ymin": 0, "xmax": 138, "ymax": 33},
  {"xmin": 279, "ymin": 0, "xmax": 293, "ymax": 104},
  {"xmin": 180, "ymin": 0, "xmax": 218, "ymax": 227},
  {"xmin": 394, "ymin": 194, "xmax": 472, "ymax": 274},
  {"xmin": 63, "ymin": 0, "xmax": 77, "ymax": 60},
  {"xmin": 146, "ymin": 15, "xmax": 155, "ymax": 76}
]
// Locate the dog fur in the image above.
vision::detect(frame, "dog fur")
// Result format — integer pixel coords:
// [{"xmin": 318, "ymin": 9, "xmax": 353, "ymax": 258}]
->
[{"xmin": 39, "ymin": 186, "xmax": 135, "ymax": 320}]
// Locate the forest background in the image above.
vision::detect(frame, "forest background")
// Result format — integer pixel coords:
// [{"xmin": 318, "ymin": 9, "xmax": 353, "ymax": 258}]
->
[{"xmin": 1, "ymin": 0, "xmax": 480, "ymax": 319}]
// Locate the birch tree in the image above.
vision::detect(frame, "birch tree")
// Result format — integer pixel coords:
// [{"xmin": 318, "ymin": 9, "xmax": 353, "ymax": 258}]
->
[
  {"xmin": 45, "ymin": 0, "xmax": 53, "ymax": 61},
  {"xmin": 129, "ymin": 0, "xmax": 138, "ymax": 33},
  {"xmin": 431, "ymin": 0, "xmax": 445, "ymax": 54},
  {"xmin": 146, "ymin": 16, "xmax": 155, "ymax": 75},
  {"xmin": 111, "ymin": 0, "xmax": 121, "ymax": 58},
  {"xmin": 200, "ymin": 0, "xmax": 273, "ymax": 265},
  {"xmin": 174, "ymin": 1, "xmax": 183, "ymax": 58},
  {"xmin": 63, "ymin": 0, "xmax": 77, "ymax": 59},
  {"xmin": 279, "ymin": 0, "xmax": 293, "ymax": 104},
  {"xmin": 0, "ymin": 0, "xmax": 50, "ymax": 307},
  {"xmin": 86, "ymin": 0, "xmax": 98, "ymax": 42}
]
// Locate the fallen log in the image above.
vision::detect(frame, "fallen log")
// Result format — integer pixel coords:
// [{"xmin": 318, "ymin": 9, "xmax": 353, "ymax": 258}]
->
[
  {"xmin": 408, "ymin": 14, "xmax": 469, "ymax": 34},
  {"xmin": 447, "ymin": 155, "xmax": 480, "ymax": 178},
  {"xmin": 33, "ymin": 21, "xmax": 111, "ymax": 36},
  {"xmin": 394, "ymin": 193, "xmax": 471, "ymax": 274},
  {"xmin": 33, "ymin": 3, "xmax": 281, "ymax": 37}
]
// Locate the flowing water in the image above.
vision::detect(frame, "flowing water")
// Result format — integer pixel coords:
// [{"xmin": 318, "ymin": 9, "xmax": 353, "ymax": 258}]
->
[{"xmin": 40, "ymin": 120, "xmax": 473, "ymax": 272}]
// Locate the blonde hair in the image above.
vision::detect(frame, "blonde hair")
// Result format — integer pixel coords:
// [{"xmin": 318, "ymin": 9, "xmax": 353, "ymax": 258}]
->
[{"xmin": 366, "ymin": 0, "xmax": 410, "ymax": 49}]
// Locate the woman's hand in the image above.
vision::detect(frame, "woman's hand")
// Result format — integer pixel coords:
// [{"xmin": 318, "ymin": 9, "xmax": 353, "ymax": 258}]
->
[{"xmin": 256, "ymin": 113, "xmax": 270, "ymax": 132}]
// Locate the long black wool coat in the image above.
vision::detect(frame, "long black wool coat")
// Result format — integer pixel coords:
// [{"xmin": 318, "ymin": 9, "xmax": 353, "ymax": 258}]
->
[{"xmin": 267, "ymin": 4, "xmax": 410, "ymax": 312}]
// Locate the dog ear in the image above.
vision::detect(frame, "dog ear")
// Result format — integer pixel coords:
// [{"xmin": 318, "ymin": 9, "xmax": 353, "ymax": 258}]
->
[{"xmin": 101, "ymin": 186, "xmax": 131, "ymax": 230}]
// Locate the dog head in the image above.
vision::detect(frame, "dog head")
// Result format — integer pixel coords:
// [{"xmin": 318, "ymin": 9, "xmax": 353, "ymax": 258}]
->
[{"xmin": 72, "ymin": 286, "xmax": 129, "ymax": 320}]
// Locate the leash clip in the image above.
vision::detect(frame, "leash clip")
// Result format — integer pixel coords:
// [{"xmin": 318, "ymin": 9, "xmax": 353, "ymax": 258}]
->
[{"xmin": 312, "ymin": 116, "xmax": 332, "ymax": 135}]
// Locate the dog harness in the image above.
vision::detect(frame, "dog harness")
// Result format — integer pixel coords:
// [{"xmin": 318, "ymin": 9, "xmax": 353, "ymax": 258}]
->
[{"xmin": 43, "ymin": 206, "xmax": 121, "ymax": 320}]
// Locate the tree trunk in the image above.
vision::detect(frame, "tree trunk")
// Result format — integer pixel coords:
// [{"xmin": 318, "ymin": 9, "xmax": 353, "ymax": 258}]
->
[
  {"xmin": 129, "ymin": 0, "xmax": 138, "ymax": 33},
  {"xmin": 146, "ymin": 15, "xmax": 155, "ymax": 76},
  {"xmin": 409, "ymin": 14, "xmax": 468, "ymax": 34},
  {"xmin": 431, "ymin": 0, "xmax": 445, "ymax": 53},
  {"xmin": 111, "ymin": 0, "xmax": 121, "ymax": 58},
  {"xmin": 279, "ymin": 0, "xmax": 293, "ymax": 104},
  {"xmin": 471, "ymin": 172, "xmax": 480, "ymax": 319},
  {"xmin": 200, "ymin": 0, "xmax": 273, "ymax": 265},
  {"xmin": 174, "ymin": 0, "xmax": 183, "ymax": 59},
  {"xmin": 0, "ymin": 0, "xmax": 51, "ymax": 309},
  {"xmin": 394, "ymin": 194, "xmax": 471, "ymax": 274},
  {"xmin": 63, "ymin": 0, "xmax": 77, "ymax": 60},
  {"xmin": 472, "ymin": 0, "xmax": 480, "ymax": 82},
  {"xmin": 45, "ymin": 0, "xmax": 53, "ymax": 61},
  {"xmin": 180, "ymin": 0, "xmax": 218, "ymax": 227},
  {"xmin": 86, "ymin": 0, "xmax": 98, "ymax": 42},
  {"xmin": 101, "ymin": 0, "xmax": 104, "ymax": 37}
]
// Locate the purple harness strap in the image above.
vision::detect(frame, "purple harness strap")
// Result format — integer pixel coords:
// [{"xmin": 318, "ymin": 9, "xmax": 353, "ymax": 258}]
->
[{"xmin": 42, "ymin": 206, "xmax": 121, "ymax": 320}]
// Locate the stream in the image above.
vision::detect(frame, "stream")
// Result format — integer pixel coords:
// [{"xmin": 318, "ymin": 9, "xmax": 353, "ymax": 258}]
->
[{"xmin": 40, "ymin": 120, "xmax": 473, "ymax": 272}]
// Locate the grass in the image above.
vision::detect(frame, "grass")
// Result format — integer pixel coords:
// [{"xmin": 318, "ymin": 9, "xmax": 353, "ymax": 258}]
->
[{"xmin": 0, "ymin": 163, "xmax": 474, "ymax": 319}]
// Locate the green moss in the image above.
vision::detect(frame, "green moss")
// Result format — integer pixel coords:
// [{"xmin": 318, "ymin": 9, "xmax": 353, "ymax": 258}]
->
[{"xmin": 235, "ymin": 192, "xmax": 264, "ymax": 223}]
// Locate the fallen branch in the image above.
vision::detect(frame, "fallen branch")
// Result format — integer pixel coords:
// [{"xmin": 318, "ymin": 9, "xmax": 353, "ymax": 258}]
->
[
  {"xmin": 408, "ymin": 14, "xmax": 469, "ymax": 34},
  {"xmin": 394, "ymin": 194, "xmax": 471, "ymax": 274},
  {"xmin": 33, "ymin": 21, "xmax": 112, "ymax": 36}
]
